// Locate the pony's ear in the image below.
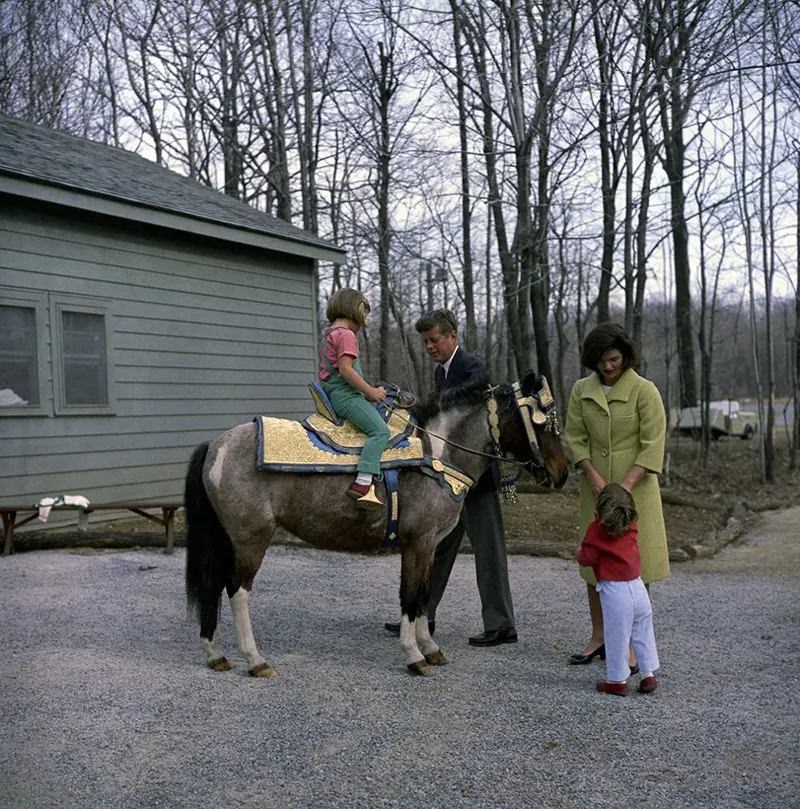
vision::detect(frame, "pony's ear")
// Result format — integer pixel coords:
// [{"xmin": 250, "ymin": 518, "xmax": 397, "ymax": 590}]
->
[{"xmin": 519, "ymin": 370, "xmax": 540, "ymax": 395}]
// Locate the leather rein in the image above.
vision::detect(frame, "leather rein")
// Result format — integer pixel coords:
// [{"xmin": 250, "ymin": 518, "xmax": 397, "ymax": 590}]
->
[{"xmin": 384, "ymin": 379, "xmax": 561, "ymax": 470}]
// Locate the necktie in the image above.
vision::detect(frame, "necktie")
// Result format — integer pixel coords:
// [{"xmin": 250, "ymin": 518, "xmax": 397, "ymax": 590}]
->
[{"xmin": 435, "ymin": 364, "xmax": 445, "ymax": 392}]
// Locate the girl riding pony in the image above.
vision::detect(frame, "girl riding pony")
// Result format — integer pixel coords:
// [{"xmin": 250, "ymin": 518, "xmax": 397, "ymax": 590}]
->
[{"xmin": 318, "ymin": 288, "xmax": 389, "ymax": 510}]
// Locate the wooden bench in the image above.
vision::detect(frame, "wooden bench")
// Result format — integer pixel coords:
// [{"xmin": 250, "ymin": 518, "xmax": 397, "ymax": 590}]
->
[{"xmin": 1, "ymin": 501, "xmax": 183, "ymax": 556}]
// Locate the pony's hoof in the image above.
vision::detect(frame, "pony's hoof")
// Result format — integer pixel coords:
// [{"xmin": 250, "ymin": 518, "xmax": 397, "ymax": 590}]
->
[
  {"xmin": 249, "ymin": 662, "xmax": 276, "ymax": 678},
  {"xmin": 424, "ymin": 649, "xmax": 448, "ymax": 666},
  {"xmin": 407, "ymin": 660, "xmax": 433, "ymax": 676},
  {"xmin": 208, "ymin": 657, "xmax": 232, "ymax": 672}
]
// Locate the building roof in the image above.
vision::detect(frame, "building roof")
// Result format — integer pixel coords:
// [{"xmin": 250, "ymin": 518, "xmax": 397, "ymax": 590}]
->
[{"xmin": 0, "ymin": 115, "xmax": 345, "ymax": 263}]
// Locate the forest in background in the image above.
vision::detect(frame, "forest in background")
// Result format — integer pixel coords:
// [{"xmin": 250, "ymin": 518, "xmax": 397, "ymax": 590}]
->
[{"xmin": 1, "ymin": 0, "xmax": 798, "ymax": 479}]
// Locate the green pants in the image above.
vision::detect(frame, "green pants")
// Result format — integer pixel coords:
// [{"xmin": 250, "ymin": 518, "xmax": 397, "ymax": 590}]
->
[{"xmin": 322, "ymin": 375, "xmax": 390, "ymax": 476}]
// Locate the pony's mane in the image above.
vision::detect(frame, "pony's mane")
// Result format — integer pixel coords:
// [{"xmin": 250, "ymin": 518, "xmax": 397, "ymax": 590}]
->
[{"xmin": 411, "ymin": 375, "xmax": 491, "ymax": 427}]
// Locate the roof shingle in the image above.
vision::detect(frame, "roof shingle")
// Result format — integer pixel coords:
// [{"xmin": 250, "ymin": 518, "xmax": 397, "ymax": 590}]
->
[{"xmin": 0, "ymin": 115, "xmax": 343, "ymax": 257}]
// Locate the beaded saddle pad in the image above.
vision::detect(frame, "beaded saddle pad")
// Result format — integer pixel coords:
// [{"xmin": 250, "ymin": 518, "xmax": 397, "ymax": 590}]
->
[
  {"xmin": 254, "ymin": 415, "xmax": 423, "ymax": 473},
  {"xmin": 252, "ymin": 415, "xmax": 472, "ymax": 501}
]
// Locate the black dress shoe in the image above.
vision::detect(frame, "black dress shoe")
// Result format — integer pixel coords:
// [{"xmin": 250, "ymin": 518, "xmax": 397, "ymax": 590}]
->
[
  {"xmin": 384, "ymin": 620, "xmax": 435, "ymax": 636},
  {"xmin": 468, "ymin": 627, "xmax": 518, "ymax": 646},
  {"xmin": 568, "ymin": 643, "xmax": 606, "ymax": 665}
]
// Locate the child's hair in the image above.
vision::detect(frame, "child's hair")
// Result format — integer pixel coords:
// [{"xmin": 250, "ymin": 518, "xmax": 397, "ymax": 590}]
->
[
  {"xmin": 326, "ymin": 288, "xmax": 370, "ymax": 326},
  {"xmin": 596, "ymin": 483, "xmax": 638, "ymax": 536}
]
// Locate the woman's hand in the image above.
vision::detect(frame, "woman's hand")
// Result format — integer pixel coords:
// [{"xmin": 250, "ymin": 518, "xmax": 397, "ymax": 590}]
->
[
  {"xmin": 621, "ymin": 465, "xmax": 647, "ymax": 492},
  {"xmin": 577, "ymin": 461, "xmax": 606, "ymax": 498},
  {"xmin": 586, "ymin": 469, "xmax": 607, "ymax": 499},
  {"xmin": 366, "ymin": 385, "xmax": 387, "ymax": 403}
]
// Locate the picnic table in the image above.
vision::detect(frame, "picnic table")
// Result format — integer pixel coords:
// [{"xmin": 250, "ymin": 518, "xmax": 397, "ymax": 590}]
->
[{"xmin": 1, "ymin": 500, "xmax": 182, "ymax": 556}]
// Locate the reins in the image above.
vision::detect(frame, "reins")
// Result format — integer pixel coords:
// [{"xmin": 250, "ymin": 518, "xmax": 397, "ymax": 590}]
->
[{"xmin": 383, "ymin": 399, "xmax": 534, "ymax": 468}]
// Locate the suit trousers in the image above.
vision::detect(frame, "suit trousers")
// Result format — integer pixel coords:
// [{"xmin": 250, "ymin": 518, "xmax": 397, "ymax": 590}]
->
[
  {"xmin": 426, "ymin": 486, "xmax": 515, "ymax": 632},
  {"xmin": 597, "ymin": 577, "xmax": 660, "ymax": 682}
]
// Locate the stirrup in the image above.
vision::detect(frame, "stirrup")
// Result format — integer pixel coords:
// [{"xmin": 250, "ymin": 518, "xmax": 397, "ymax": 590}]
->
[{"xmin": 356, "ymin": 484, "xmax": 385, "ymax": 510}]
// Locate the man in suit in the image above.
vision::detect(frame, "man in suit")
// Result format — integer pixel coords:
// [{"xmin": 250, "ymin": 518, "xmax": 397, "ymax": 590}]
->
[{"xmin": 385, "ymin": 308, "xmax": 517, "ymax": 646}]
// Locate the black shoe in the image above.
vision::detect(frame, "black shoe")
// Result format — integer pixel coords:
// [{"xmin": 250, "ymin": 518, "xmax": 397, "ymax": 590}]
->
[
  {"xmin": 468, "ymin": 627, "xmax": 518, "ymax": 646},
  {"xmin": 630, "ymin": 664, "xmax": 639, "ymax": 676},
  {"xmin": 384, "ymin": 620, "xmax": 435, "ymax": 636},
  {"xmin": 568, "ymin": 643, "xmax": 606, "ymax": 665}
]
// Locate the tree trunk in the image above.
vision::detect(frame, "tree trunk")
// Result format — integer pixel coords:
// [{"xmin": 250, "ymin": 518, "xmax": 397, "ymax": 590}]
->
[{"xmin": 450, "ymin": 4, "xmax": 477, "ymax": 352}]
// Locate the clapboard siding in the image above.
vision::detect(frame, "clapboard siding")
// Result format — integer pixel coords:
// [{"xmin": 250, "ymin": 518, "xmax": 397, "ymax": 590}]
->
[
  {"xmin": 0, "ymin": 198, "xmax": 325, "ymax": 507},
  {"xmin": 5, "ymin": 411, "xmax": 295, "ymax": 440},
  {"xmin": 1, "ymin": 222, "xmax": 313, "ymax": 313},
  {"xmin": 3, "ymin": 214, "xmax": 315, "ymax": 293}
]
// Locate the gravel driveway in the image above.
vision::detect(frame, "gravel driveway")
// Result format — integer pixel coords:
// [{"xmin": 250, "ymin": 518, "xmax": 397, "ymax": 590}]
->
[{"xmin": 1, "ymin": 508, "xmax": 798, "ymax": 809}]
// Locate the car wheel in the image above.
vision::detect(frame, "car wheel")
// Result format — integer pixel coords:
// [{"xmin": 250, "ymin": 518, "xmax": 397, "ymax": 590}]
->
[{"xmin": 741, "ymin": 425, "xmax": 754, "ymax": 440}]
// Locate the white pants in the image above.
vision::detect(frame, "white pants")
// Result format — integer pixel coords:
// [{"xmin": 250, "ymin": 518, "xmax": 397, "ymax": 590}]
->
[{"xmin": 597, "ymin": 578, "xmax": 659, "ymax": 682}]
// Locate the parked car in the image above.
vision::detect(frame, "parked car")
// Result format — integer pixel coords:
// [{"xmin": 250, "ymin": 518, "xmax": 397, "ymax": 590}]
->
[{"xmin": 675, "ymin": 400, "xmax": 757, "ymax": 440}]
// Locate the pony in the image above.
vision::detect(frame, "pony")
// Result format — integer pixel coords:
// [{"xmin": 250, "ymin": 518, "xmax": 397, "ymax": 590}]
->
[{"xmin": 184, "ymin": 372, "xmax": 569, "ymax": 677}]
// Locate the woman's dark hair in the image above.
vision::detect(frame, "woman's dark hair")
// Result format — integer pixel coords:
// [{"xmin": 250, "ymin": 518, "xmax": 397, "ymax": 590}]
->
[
  {"xmin": 580, "ymin": 322, "xmax": 638, "ymax": 374},
  {"xmin": 596, "ymin": 483, "xmax": 638, "ymax": 536}
]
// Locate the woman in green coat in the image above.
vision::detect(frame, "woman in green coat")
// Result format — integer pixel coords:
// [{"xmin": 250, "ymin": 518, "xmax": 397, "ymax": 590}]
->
[{"xmin": 564, "ymin": 323, "xmax": 670, "ymax": 664}]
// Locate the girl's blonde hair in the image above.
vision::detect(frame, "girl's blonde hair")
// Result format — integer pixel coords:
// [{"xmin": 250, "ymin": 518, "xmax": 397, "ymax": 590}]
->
[
  {"xmin": 596, "ymin": 483, "xmax": 638, "ymax": 536},
  {"xmin": 326, "ymin": 288, "xmax": 370, "ymax": 326}
]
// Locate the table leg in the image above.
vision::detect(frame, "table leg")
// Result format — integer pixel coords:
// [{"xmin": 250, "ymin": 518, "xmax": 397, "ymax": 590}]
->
[
  {"xmin": 163, "ymin": 507, "xmax": 176, "ymax": 554},
  {"xmin": 3, "ymin": 511, "xmax": 17, "ymax": 556}
]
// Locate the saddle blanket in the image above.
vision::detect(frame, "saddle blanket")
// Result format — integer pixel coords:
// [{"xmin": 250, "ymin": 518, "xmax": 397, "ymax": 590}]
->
[
  {"xmin": 255, "ymin": 415, "xmax": 425, "ymax": 473},
  {"xmin": 253, "ymin": 416, "xmax": 472, "ymax": 501}
]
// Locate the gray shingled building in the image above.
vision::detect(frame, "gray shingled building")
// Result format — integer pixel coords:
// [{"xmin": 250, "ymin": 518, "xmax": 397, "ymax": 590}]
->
[{"xmin": 0, "ymin": 114, "xmax": 345, "ymax": 511}]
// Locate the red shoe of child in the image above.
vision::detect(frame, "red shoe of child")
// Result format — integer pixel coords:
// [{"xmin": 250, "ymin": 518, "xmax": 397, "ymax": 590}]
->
[
  {"xmin": 595, "ymin": 681, "xmax": 629, "ymax": 696},
  {"xmin": 638, "ymin": 675, "xmax": 658, "ymax": 694},
  {"xmin": 346, "ymin": 482, "xmax": 385, "ymax": 510}
]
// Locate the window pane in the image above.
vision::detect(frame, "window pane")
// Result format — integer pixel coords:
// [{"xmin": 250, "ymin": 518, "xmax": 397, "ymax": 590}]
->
[
  {"xmin": 0, "ymin": 304, "xmax": 38, "ymax": 406},
  {"xmin": 62, "ymin": 310, "xmax": 108, "ymax": 405}
]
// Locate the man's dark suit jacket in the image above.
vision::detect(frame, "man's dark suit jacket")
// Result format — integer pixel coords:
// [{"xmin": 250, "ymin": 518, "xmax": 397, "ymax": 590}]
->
[{"xmin": 435, "ymin": 346, "xmax": 499, "ymax": 494}]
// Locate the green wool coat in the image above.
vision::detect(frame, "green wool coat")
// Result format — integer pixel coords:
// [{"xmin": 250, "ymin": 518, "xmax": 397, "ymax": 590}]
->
[{"xmin": 564, "ymin": 368, "xmax": 670, "ymax": 585}]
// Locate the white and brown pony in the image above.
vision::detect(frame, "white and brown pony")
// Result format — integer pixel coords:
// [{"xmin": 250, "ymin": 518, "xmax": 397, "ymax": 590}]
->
[{"xmin": 184, "ymin": 372, "xmax": 569, "ymax": 676}]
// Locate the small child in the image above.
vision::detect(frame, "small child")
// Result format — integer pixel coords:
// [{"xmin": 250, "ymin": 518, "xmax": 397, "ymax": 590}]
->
[
  {"xmin": 577, "ymin": 483, "xmax": 660, "ymax": 696},
  {"xmin": 318, "ymin": 288, "xmax": 390, "ymax": 510}
]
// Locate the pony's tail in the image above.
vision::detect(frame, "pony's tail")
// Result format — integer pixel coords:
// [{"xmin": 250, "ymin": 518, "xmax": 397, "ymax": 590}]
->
[{"xmin": 184, "ymin": 442, "xmax": 233, "ymax": 636}]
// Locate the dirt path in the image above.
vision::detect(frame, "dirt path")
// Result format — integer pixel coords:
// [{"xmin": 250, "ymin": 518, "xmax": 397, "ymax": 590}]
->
[{"xmin": 698, "ymin": 504, "xmax": 800, "ymax": 576}]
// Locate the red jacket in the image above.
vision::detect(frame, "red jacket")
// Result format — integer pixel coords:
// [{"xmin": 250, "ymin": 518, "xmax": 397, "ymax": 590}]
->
[{"xmin": 577, "ymin": 520, "xmax": 641, "ymax": 581}]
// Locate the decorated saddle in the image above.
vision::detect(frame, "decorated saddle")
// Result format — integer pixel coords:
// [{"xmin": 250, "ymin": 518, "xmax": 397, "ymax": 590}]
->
[{"xmin": 253, "ymin": 381, "xmax": 473, "ymax": 500}]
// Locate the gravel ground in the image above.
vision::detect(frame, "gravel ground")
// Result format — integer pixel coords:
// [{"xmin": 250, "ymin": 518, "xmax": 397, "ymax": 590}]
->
[{"xmin": 1, "ymin": 508, "xmax": 798, "ymax": 809}]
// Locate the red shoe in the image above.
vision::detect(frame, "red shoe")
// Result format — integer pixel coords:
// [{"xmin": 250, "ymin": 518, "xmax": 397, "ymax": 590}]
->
[
  {"xmin": 595, "ymin": 681, "xmax": 629, "ymax": 696},
  {"xmin": 346, "ymin": 482, "xmax": 385, "ymax": 510},
  {"xmin": 638, "ymin": 675, "xmax": 658, "ymax": 694}
]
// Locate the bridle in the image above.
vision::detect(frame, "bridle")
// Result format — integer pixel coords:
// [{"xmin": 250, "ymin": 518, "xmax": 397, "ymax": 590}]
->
[
  {"xmin": 385, "ymin": 376, "xmax": 562, "ymax": 476},
  {"xmin": 485, "ymin": 377, "xmax": 562, "ymax": 492}
]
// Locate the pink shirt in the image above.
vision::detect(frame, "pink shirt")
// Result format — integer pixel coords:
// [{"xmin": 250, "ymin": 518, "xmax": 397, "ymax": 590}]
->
[{"xmin": 318, "ymin": 326, "xmax": 359, "ymax": 381}]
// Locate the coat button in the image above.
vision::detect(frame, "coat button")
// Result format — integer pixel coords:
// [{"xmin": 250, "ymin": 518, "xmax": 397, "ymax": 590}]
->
[{"xmin": 601, "ymin": 448, "xmax": 608, "ymax": 457}]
